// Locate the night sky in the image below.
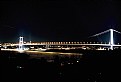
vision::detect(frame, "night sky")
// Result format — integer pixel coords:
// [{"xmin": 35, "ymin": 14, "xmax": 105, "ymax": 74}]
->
[{"xmin": 0, "ymin": 0, "xmax": 121, "ymax": 42}]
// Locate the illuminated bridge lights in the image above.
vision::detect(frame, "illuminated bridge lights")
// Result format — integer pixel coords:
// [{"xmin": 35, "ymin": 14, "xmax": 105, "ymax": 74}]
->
[
  {"xmin": 110, "ymin": 29, "xmax": 114, "ymax": 50},
  {"xmin": 19, "ymin": 36, "xmax": 24, "ymax": 50},
  {"xmin": 1, "ymin": 29, "xmax": 121, "ymax": 51}
]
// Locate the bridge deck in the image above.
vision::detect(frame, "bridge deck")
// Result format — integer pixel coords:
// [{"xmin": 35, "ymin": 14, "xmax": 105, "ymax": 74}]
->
[{"xmin": 11, "ymin": 43, "xmax": 121, "ymax": 46}]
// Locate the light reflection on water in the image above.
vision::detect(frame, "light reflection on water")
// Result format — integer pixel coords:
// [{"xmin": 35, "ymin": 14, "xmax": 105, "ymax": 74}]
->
[
  {"xmin": 1, "ymin": 50, "xmax": 121, "ymax": 81},
  {"xmin": 23, "ymin": 50, "xmax": 83, "ymax": 61}
]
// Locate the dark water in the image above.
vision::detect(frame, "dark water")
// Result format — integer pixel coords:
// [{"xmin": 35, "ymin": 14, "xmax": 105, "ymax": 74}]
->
[{"xmin": 0, "ymin": 50, "xmax": 121, "ymax": 82}]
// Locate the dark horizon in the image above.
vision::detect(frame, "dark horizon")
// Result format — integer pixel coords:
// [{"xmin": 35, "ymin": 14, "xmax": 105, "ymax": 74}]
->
[{"xmin": 0, "ymin": 0, "xmax": 121, "ymax": 42}]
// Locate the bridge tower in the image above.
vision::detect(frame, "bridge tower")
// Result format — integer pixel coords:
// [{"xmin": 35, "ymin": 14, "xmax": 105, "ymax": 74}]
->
[
  {"xmin": 110, "ymin": 29, "xmax": 114, "ymax": 50},
  {"xmin": 19, "ymin": 36, "xmax": 24, "ymax": 50}
]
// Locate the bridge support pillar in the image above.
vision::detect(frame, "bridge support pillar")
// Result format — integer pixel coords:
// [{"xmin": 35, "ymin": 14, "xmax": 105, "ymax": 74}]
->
[
  {"xmin": 45, "ymin": 45, "xmax": 49, "ymax": 49},
  {"xmin": 110, "ymin": 29, "xmax": 114, "ymax": 50},
  {"xmin": 19, "ymin": 36, "xmax": 24, "ymax": 50}
]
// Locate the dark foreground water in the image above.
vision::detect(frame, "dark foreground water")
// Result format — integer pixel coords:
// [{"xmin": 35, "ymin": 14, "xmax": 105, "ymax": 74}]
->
[{"xmin": 1, "ymin": 50, "xmax": 121, "ymax": 82}]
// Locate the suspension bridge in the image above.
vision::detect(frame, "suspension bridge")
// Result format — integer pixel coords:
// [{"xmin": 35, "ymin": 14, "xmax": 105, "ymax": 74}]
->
[{"xmin": 1, "ymin": 29, "xmax": 121, "ymax": 51}]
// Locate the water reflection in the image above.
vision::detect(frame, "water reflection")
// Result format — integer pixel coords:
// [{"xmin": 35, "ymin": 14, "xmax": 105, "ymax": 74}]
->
[{"xmin": 1, "ymin": 50, "xmax": 121, "ymax": 81}]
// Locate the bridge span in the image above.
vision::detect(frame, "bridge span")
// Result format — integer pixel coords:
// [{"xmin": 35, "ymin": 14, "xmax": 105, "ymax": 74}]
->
[{"xmin": 1, "ymin": 29, "xmax": 121, "ymax": 51}]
